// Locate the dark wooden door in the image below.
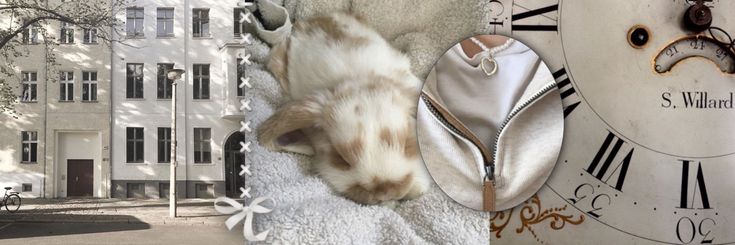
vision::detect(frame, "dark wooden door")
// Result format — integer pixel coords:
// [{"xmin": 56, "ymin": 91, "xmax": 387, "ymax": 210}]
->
[
  {"xmin": 67, "ymin": 159, "xmax": 93, "ymax": 197},
  {"xmin": 225, "ymin": 132, "xmax": 245, "ymax": 198}
]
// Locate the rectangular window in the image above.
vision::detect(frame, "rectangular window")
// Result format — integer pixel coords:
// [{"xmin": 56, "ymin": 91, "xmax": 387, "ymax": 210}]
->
[
  {"xmin": 20, "ymin": 71, "xmax": 37, "ymax": 102},
  {"xmin": 126, "ymin": 63, "xmax": 144, "ymax": 99},
  {"xmin": 193, "ymin": 128, "xmax": 211, "ymax": 163},
  {"xmin": 193, "ymin": 64, "xmax": 210, "ymax": 99},
  {"xmin": 21, "ymin": 20, "xmax": 39, "ymax": 44},
  {"xmin": 126, "ymin": 127, "xmax": 144, "ymax": 163},
  {"xmin": 60, "ymin": 21, "xmax": 74, "ymax": 44},
  {"xmin": 193, "ymin": 9, "xmax": 210, "ymax": 37},
  {"xmin": 126, "ymin": 183, "xmax": 145, "ymax": 198},
  {"xmin": 82, "ymin": 71, "xmax": 98, "ymax": 102},
  {"xmin": 233, "ymin": 8, "xmax": 247, "ymax": 37},
  {"xmin": 83, "ymin": 28, "xmax": 97, "ymax": 44},
  {"xmin": 59, "ymin": 71, "xmax": 74, "ymax": 101},
  {"xmin": 157, "ymin": 63, "xmax": 174, "ymax": 99},
  {"xmin": 157, "ymin": 127, "xmax": 171, "ymax": 163},
  {"xmin": 236, "ymin": 58, "xmax": 245, "ymax": 97},
  {"xmin": 159, "ymin": 183, "xmax": 170, "ymax": 198},
  {"xmin": 126, "ymin": 7, "xmax": 145, "ymax": 37},
  {"xmin": 21, "ymin": 131, "xmax": 38, "ymax": 163},
  {"xmin": 22, "ymin": 183, "xmax": 32, "ymax": 192},
  {"xmin": 156, "ymin": 8, "xmax": 174, "ymax": 37},
  {"xmin": 195, "ymin": 183, "xmax": 214, "ymax": 198}
]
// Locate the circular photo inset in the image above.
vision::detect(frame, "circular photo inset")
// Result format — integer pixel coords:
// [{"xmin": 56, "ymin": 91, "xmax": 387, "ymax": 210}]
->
[{"xmin": 416, "ymin": 35, "xmax": 564, "ymax": 211}]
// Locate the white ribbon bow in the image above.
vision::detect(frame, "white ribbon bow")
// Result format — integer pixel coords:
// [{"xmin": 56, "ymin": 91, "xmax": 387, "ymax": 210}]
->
[{"xmin": 214, "ymin": 196, "xmax": 275, "ymax": 241}]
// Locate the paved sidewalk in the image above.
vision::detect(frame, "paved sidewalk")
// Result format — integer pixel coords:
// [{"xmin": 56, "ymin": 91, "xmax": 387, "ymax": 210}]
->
[{"xmin": 0, "ymin": 198, "xmax": 229, "ymax": 226}]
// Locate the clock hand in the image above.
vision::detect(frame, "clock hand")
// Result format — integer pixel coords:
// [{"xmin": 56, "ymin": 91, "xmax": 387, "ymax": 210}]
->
[
  {"xmin": 707, "ymin": 26, "xmax": 735, "ymax": 54},
  {"xmin": 683, "ymin": 0, "xmax": 712, "ymax": 33},
  {"xmin": 683, "ymin": 0, "xmax": 734, "ymax": 54}
]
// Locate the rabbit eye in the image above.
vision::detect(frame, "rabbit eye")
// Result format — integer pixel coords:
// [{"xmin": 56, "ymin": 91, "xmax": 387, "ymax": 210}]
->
[
  {"xmin": 327, "ymin": 149, "xmax": 351, "ymax": 170},
  {"xmin": 334, "ymin": 137, "xmax": 364, "ymax": 164}
]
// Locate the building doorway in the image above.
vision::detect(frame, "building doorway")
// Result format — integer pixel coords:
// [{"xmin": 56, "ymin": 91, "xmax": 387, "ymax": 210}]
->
[
  {"xmin": 67, "ymin": 159, "xmax": 94, "ymax": 197},
  {"xmin": 224, "ymin": 132, "xmax": 245, "ymax": 198}
]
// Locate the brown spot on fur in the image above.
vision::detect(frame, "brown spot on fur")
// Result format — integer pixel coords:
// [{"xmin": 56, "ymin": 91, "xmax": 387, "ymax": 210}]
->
[
  {"xmin": 404, "ymin": 130, "xmax": 419, "ymax": 158},
  {"xmin": 354, "ymin": 105, "xmax": 362, "ymax": 114},
  {"xmin": 295, "ymin": 15, "xmax": 369, "ymax": 47},
  {"xmin": 379, "ymin": 127, "xmax": 394, "ymax": 146},
  {"xmin": 295, "ymin": 16, "xmax": 345, "ymax": 41},
  {"xmin": 379, "ymin": 125, "xmax": 418, "ymax": 158},
  {"xmin": 335, "ymin": 137, "xmax": 364, "ymax": 164},
  {"xmin": 397, "ymin": 125, "xmax": 419, "ymax": 158},
  {"xmin": 343, "ymin": 174, "xmax": 413, "ymax": 204}
]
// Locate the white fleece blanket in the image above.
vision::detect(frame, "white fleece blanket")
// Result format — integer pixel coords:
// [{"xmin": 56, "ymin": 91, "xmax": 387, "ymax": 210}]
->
[{"xmin": 244, "ymin": 0, "xmax": 493, "ymax": 243}]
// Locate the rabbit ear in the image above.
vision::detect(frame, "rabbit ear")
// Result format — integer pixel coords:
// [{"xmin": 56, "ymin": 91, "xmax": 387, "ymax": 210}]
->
[{"xmin": 257, "ymin": 96, "xmax": 325, "ymax": 155}]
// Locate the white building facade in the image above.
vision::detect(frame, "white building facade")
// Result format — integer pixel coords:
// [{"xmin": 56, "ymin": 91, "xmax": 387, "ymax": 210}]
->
[
  {"xmin": 0, "ymin": 0, "xmax": 113, "ymax": 198},
  {"xmin": 0, "ymin": 0, "xmax": 248, "ymax": 199},
  {"xmin": 109, "ymin": 0, "xmax": 247, "ymax": 198}
]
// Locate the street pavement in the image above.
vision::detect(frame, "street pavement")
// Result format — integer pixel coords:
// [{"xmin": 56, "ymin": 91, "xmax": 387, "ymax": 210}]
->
[
  {"xmin": 0, "ymin": 198, "xmax": 227, "ymax": 225},
  {"xmin": 0, "ymin": 198, "xmax": 246, "ymax": 244},
  {"xmin": 0, "ymin": 222, "xmax": 243, "ymax": 244}
]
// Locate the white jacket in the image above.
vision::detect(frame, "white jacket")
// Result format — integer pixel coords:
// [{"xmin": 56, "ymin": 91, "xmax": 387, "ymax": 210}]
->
[{"xmin": 417, "ymin": 39, "xmax": 564, "ymax": 211}]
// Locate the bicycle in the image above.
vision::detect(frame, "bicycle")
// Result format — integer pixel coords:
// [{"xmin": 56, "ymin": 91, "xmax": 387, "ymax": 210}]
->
[{"xmin": 2, "ymin": 187, "xmax": 21, "ymax": 213}]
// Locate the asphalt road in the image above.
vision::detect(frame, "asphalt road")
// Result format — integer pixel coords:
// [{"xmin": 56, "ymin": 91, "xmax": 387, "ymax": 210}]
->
[{"xmin": 0, "ymin": 222, "xmax": 244, "ymax": 245}]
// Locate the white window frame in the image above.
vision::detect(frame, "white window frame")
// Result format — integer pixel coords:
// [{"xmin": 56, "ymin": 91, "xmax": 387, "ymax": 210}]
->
[
  {"xmin": 83, "ymin": 28, "xmax": 97, "ymax": 44},
  {"xmin": 236, "ymin": 58, "xmax": 245, "ymax": 97},
  {"xmin": 233, "ymin": 8, "xmax": 247, "ymax": 37},
  {"xmin": 156, "ymin": 8, "xmax": 174, "ymax": 37},
  {"xmin": 157, "ymin": 63, "xmax": 174, "ymax": 99},
  {"xmin": 59, "ymin": 71, "xmax": 74, "ymax": 101},
  {"xmin": 192, "ymin": 8, "xmax": 209, "ymax": 37},
  {"xmin": 60, "ymin": 21, "xmax": 74, "ymax": 44},
  {"xmin": 22, "ymin": 20, "xmax": 39, "ymax": 44},
  {"xmin": 157, "ymin": 127, "xmax": 171, "ymax": 163},
  {"xmin": 126, "ymin": 63, "xmax": 144, "ymax": 99},
  {"xmin": 126, "ymin": 127, "xmax": 145, "ymax": 163},
  {"xmin": 193, "ymin": 64, "xmax": 210, "ymax": 100},
  {"xmin": 193, "ymin": 128, "xmax": 211, "ymax": 163},
  {"xmin": 126, "ymin": 7, "xmax": 145, "ymax": 37},
  {"xmin": 20, "ymin": 71, "xmax": 37, "ymax": 102},
  {"xmin": 82, "ymin": 71, "xmax": 97, "ymax": 102},
  {"xmin": 21, "ymin": 131, "xmax": 38, "ymax": 163}
]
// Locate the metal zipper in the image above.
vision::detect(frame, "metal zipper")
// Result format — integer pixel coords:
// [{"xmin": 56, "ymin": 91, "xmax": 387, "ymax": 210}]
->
[
  {"xmin": 421, "ymin": 81, "xmax": 558, "ymax": 185},
  {"xmin": 421, "ymin": 96, "xmax": 472, "ymax": 143},
  {"xmin": 421, "ymin": 95, "xmax": 493, "ymax": 178},
  {"xmin": 488, "ymin": 82, "xmax": 558, "ymax": 183}
]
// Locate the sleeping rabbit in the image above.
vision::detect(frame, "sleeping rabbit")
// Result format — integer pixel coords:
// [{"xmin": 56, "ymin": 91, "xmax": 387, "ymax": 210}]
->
[{"xmin": 258, "ymin": 13, "xmax": 431, "ymax": 205}]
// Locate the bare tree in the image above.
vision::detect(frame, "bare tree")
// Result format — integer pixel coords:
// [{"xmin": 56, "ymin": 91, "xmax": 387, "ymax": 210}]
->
[{"xmin": 0, "ymin": 0, "xmax": 127, "ymax": 117}]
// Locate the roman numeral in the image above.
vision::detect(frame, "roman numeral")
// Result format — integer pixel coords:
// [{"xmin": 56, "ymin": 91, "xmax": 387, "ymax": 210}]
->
[
  {"xmin": 678, "ymin": 160, "xmax": 711, "ymax": 209},
  {"xmin": 553, "ymin": 68, "xmax": 580, "ymax": 118},
  {"xmin": 511, "ymin": 4, "xmax": 558, "ymax": 31},
  {"xmin": 586, "ymin": 131, "xmax": 634, "ymax": 191}
]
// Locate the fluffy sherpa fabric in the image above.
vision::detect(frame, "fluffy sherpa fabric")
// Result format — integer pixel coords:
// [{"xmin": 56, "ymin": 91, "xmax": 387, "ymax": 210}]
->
[{"xmin": 243, "ymin": 0, "xmax": 495, "ymax": 243}]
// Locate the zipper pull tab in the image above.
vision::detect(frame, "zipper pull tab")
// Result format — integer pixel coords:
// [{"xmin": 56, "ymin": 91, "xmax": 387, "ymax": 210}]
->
[
  {"xmin": 483, "ymin": 179, "xmax": 495, "ymax": 211},
  {"xmin": 483, "ymin": 172, "xmax": 496, "ymax": 212}
]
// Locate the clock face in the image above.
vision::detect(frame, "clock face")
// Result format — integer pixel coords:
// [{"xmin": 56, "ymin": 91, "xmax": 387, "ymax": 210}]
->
[{"xmin": 490, "ymin": 0, "xmax": 735, "ymax": 243}]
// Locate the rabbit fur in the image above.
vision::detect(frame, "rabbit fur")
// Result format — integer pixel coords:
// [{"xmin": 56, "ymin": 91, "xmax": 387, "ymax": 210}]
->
[{"xmin": 258, "ymin": 13, "xmax": 431, "ymax": 205}]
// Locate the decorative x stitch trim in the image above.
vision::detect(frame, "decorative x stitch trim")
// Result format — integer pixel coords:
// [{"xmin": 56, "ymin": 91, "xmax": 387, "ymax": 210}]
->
[{"xmin": 214, "ymin": 1, "xmax": 275, "ymax": 242}]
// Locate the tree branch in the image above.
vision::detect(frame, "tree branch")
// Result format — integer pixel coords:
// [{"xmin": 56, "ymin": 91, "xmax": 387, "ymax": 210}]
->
[{"xmin": 0, "ymin": 16, "xmax": 54, "ymax": 49}]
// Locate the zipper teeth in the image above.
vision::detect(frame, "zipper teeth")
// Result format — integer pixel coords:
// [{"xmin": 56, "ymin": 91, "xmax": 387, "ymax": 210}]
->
[
  {"xmin": 421, "ymin": 95, "xmax": 471, "ymax": 141},
  {"xmin": 421, "ymin": 82, "xmax": 557, "ymax": 182},
  {"xmin": 488, "ymin": 82, "xmax": 558, "ymax": 179}
]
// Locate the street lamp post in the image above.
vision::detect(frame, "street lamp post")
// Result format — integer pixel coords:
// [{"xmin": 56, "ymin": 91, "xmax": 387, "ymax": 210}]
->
[{"xmin": 167, "ymin": 68, "xmax": 185, "ymax": 218}]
